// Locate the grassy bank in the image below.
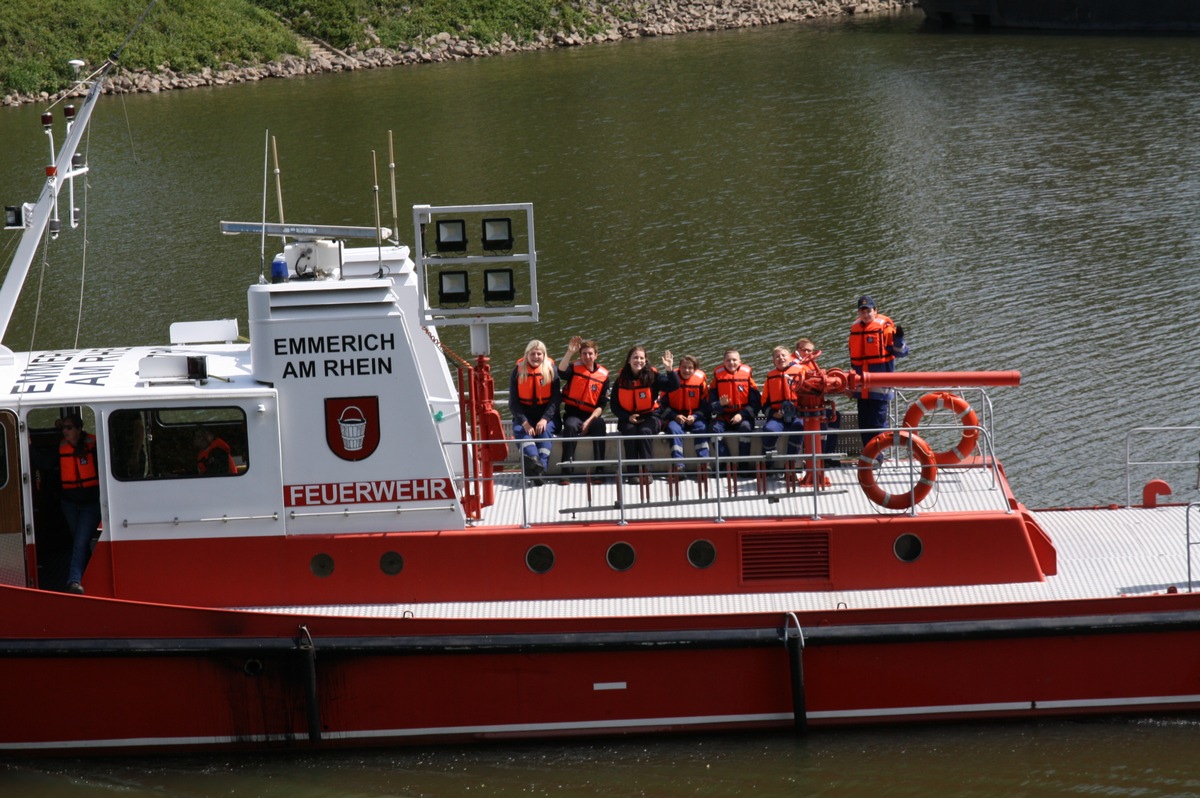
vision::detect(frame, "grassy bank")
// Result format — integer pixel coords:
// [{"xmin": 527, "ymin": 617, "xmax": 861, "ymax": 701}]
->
[
  {"xmin": 1, "ymin": 0, "xmax": 618, "ymax": 97},
  {"xmin": 256, "ymin": 0, "xmax": 616, "ymax": 50}
]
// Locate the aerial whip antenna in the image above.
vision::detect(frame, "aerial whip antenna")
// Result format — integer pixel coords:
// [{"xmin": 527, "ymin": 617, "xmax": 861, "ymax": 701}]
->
[
  {"xmin": 113, "ymin": 0, "xmax": 160, "ymax": 63},
  {"xmin": 258, "ymin": 130, "xmax": 269, "ymax": 283},
  {"xmin": 388, "ymin": 131, "xmax": 401, "ymax": 245},
  {"xmin": 272, "ymin": 135, "xmax": 286, "ymax": 225},
  {"xmin": 372, "ymin": 151, "xmax": 385, "ymax": 274}
]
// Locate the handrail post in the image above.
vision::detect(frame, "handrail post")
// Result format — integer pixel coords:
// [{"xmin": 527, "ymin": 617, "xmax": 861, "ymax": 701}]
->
[
  {"xmin": 296, "ymin": 625, "xmax": 322, "ymax": 743},
  {"xmin": 784, "ymin": 612, "xmax": 807, "ymax": 734},
  {"xmin": 1187, "ymin": 503, "xmax": 1200, "ymax": 593}
]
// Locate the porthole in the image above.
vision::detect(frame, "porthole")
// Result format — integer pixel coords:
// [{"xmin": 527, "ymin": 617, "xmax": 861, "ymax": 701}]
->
[
  {"xmin": 606, "ymin": 542, "xmax": 636, "ymax": 572},
  {"xmin": 526, "ymin": 544, "xmax": 555, "ymax": 574},
  {"xmin": 310, "ymin": 553, "xmax": 335, "ymax": 578},
  {"xmin": 380, "ymin": 551, "xmax": 404, "ymax": 576},
  {"xmin": 894, "ymin": 533, "xmax": 922, "ymax": 563},
  {"xmin": 687, "ymin": 539, "xmax": 717, "ymax": 569}
]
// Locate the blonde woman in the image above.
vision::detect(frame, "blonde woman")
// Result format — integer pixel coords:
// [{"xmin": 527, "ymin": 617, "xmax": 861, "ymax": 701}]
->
[{"xmin": 508, "ymin": 339, "xmax": 561, "ymax": 479}]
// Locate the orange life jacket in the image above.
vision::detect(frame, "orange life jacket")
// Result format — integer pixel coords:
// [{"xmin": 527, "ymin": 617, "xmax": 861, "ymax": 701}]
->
[
  {"xmin": 617, "ymin": 367, "xmax": 659, "ymax": 414},
  {"xmin": 662, "ymin": 369, "xmax": 707, "ymax": 414},
  {"xmin": 59, "ymin": 434, "xmax": 99, "ymax": 491},
  {"xmin": 198, "ymin": 437, "xmax": 234, "ymax": 475},
  {"xmin": 563, "ymin": 363, "xmax": 609, "ymax": 412},
  {"xmin": 515, "ymin": 358, "xmax": 553, "ymax": 405},
  {"xmin": 848, "ymin": 314, "xmax": 897, "ymax": 369},
  {"xmin": 761, "ymin": 364, "xmax": 802, "ymax": 410},
  {"xmin": 712, "ymin": 364, "xmax": 756, "ymax": 418}
]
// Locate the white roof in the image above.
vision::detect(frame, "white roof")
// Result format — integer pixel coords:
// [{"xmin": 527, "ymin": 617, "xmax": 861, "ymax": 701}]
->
[{"xmin": 0, "ymin": 344, "xmax": 265, "ymax": 404}]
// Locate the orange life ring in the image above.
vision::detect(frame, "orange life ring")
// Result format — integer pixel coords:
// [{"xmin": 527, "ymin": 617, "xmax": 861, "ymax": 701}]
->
[
  {"xmin": 901, "ymin": 391, "xmax": 979, "ymax": 465},
  {"xmin": 857, "ymin": 431, "xmax": 937, "ymax": 510}
]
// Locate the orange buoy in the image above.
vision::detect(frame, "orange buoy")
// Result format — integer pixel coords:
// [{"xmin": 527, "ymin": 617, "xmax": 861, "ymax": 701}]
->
[
  {"xmin": 858, "ymin": 431, "xmax": 937, "ymax": 510},
  {"xmin": 901, "ymin": 391, "xmax": 979, "ymax": 465}
]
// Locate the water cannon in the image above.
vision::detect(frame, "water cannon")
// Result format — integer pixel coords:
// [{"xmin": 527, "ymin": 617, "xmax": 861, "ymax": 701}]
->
[
  {"xmin": 802, "ymin": 368, "xmax": 1021, "ymax": 397},
  {"xmin": 788, "ymin": 365, "xmax": 1020, "ymax": 492}
]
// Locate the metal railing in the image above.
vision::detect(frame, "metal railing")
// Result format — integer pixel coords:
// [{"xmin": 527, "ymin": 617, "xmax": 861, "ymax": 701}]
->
[
  {"xmin": 445, "ymin": 421, "xmax": 1004, "ymax": 528},
  {"xmin": 121, "ymin": 512, "xmax": 280, "ymax": 528},
  {"xmin": 1123, "ymin": 426, "xmax": 1200, "ymax": 508},
  {"xmin": 1187, "ymin": 502, "xmax": 1200, "ymax": 593}
]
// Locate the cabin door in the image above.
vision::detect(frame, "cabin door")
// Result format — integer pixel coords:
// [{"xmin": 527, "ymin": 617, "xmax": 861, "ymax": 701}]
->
[{"xmin": 0, "ymin": 410, "xmax": 27, "ymax": 586}]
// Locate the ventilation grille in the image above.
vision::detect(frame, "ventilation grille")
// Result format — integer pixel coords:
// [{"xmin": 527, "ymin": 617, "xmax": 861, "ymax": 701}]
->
[
  {"xmin": 266, "ymin": 283, "xmax": 395, "ymax": 313},
  {"xmin": 740, "ymin": 530, "xmax": 830, "ymax": 582}
]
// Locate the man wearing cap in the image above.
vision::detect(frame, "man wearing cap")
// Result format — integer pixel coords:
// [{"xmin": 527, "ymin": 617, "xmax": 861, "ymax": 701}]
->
[{"xmin": 848, "ymin": 295, "xmax": 908, "ymax": 449}]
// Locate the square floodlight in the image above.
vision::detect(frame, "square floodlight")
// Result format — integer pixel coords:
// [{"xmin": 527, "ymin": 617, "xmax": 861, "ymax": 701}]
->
[
  {"xmin": 435, "ymin": 219, "xmax": 467, "ymax": 252},
  {"xmin": 483, "ymin": 269, "xmax": 516, "ymax": 303},
  {"xmin": 481, "ymin": 217, "xmax": 513, "ymax": 251},
  {"xmin": 4, "ymin": 206, "xmax": 21, "ymax": 229},
  {"xmin": 438, "ymin": 270, "xmax": 471, "ymax": 304}
]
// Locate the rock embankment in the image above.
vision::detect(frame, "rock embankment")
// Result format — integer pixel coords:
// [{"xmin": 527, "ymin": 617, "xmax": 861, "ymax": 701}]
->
[{"xmin": 5, "ymin": 0, "xmax": 916, "ymax": 106}]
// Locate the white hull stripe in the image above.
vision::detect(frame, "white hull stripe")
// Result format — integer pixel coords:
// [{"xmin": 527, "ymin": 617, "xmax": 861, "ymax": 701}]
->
[
  {"xmin": 7, "ymin": 694, "xmax": 1200, "ymax": 751},
  {"xmin": 807, "ymin": 693, "xmax": 1200, "ymax": 720}
]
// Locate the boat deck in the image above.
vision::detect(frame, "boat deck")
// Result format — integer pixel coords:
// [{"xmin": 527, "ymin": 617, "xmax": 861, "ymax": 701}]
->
[
  {"xmin": 244, "ymin": 459, "xmax": 1198, "ymax": 621},
  {"xmin": 481, "ymin": 458, "xmax": 1011, "ymax": 527}
]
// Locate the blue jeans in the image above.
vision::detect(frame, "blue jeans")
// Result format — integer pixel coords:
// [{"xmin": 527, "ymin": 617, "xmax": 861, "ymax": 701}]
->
[
  {"xmin": 762, "ymin": 416, "xmax": 804, "ymax": 455},
  {"xmin": 62, "ymin": 499, "xmax": 101, "ymax": 585},
  {"xmin": 857, "ymin": 396, "xmax": 890, "ymax": 448},
  {"xmin": 665, "ymin": 418, "xmax": 710, "ymax": 459},
  {"xmin": 712, "ymin": 416, "xmax": 754, "ymax": 458},
  {"xmin": 513, "ymin": 419, "xmax": 556, "ymax": 469}
]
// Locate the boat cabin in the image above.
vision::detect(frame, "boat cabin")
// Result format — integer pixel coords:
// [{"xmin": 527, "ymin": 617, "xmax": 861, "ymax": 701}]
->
[{"xmin": 0, "ymin": 204, "xmax": 537, "ymax": 595}]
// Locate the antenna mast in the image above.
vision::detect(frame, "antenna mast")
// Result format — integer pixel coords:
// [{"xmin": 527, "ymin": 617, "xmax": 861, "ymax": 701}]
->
[
  {"xmin": 388, "ymin": 131, "xmax": 401, "ymax": 244},
  {"xmin": 0, "ymin": 60, "xmax": 116, "ymax": 346}
]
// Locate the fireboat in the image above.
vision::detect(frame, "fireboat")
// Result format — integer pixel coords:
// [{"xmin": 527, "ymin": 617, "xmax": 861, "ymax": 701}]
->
[{"xmin": 2, "ymin": 52, "xmax": 1200, "ymax": 755}]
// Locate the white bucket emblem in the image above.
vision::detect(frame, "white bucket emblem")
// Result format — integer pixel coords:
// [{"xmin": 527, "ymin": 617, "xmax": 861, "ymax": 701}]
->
[{"xmin": 338, "ymin": 406, "xmax": 368, "ymax": 451}]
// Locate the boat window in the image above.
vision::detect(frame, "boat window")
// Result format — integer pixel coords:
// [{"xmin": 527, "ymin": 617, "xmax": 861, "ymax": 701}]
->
[
  {"xmin": 606, "ymin": 541, "xmax": 636, "ymax": 572},
  {"xmin": 894, "ymin": 533, "xmax": 923, "ymax": 563},
  {"xmin": 26, "ymin": 406, "xmax": 97, "ymax": 435},
  {"xmin": 687, "ymin": 539, "xmax": 717, "ymax": 569},
  {"xmin": 108, "ymin": 406, "xmax": 249, "ymax": 481},
  {"xmin": 526, "ymin": 544, "xmax": 555, "ymax": 574}
]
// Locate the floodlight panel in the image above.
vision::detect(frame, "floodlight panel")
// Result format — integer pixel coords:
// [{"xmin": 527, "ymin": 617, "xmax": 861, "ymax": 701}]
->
[
  {"xmin": 438, "ymin": 270, "xmax": 471, "ymax": 303},
  {"xmin": 486, "ymin": 270, "xmax": 511, "ymax": 292},
  {"xmin": 441, "ymin": 271, "xmax": 468, "ymax": 292},
  {"xmin": 436, "ymin": 219, "xmax": 467, "ymax": 251},
  {"xmin": 484, "ymin": 268, "xmax": 516, "ymax": 303},
  {"xmin": 482, "ymin": 217, "xmax": 513, "ymax": 250}
]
